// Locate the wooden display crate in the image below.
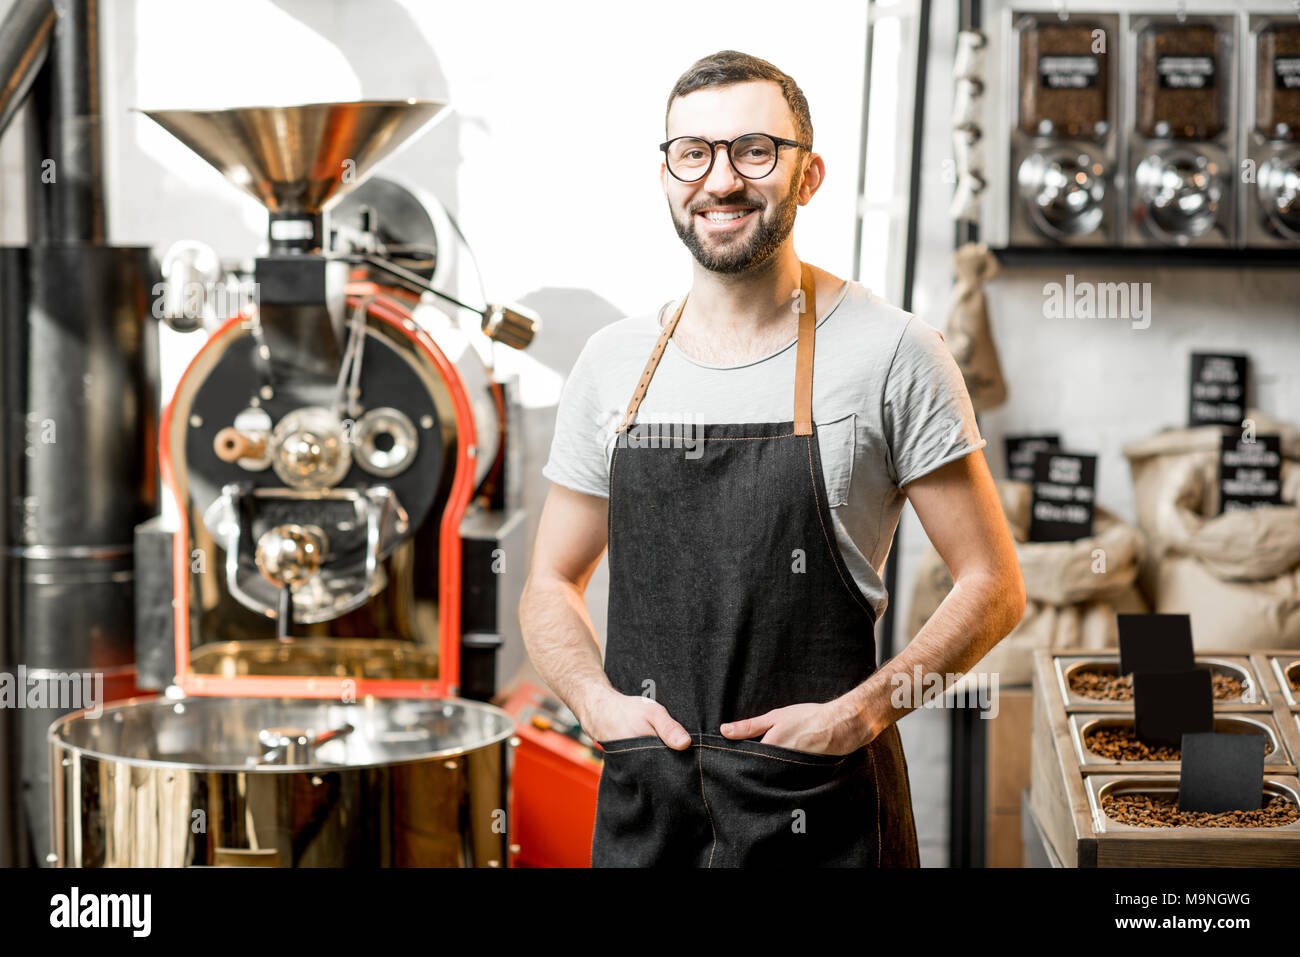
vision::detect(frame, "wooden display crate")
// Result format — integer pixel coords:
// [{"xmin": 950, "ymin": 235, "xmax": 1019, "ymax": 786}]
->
[{"xmin": 1028, "ymin": 649, "xmax": 1300, "ymax": 867}]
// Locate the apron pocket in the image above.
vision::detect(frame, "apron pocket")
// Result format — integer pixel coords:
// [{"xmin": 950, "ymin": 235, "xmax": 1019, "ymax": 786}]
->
[
  {"xmin": 597, "ymin": 735, "xmax": 670, "ymax": 753},
  {"xmin": 710, "ymin": 735, "xmax": 849, "ymax": 769},
  {"xmin": 592, "ymin": 735, "xmax": 711, "ymax": 867},
  {"xmin": 698, "ymin": 734, "xmax": 877, "ymax": 867}
]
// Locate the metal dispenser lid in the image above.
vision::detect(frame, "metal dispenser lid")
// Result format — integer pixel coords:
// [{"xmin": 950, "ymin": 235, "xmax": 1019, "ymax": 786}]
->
[{"xmin": 139, "ymin": 99, "xmax": 448, "ymax": 215}]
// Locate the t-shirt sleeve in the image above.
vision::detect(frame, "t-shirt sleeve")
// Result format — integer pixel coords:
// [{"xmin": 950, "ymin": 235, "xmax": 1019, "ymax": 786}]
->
[
  {"xmin": 882, "ymin": 315, "xmax": 987, "ymax": 488},
  {"xmin": 541, "ymin": 333, "xmax": 614, "ymax": 499}
]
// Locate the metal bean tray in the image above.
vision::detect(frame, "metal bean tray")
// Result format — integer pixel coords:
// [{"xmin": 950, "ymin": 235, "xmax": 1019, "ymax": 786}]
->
[
  {"xmin": 1086, "ymin": 775, "xmax": 1300, "ymax": 835},
  {"xmin": 1053, "ymin": 654, "xmax": 1269, "ymax": 712},
  {"xmin": 1069, "ymin": 712, "xmax": 1292, "ymax": 772}
]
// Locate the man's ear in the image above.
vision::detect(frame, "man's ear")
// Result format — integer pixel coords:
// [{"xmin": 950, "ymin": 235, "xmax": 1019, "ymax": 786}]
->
[
  {"xmin": 798, "ymin": 153, "xmax": 826, "ymax": 205},
  {"xmin": 660, "ymin": 161, "xmax": 668, "ymax": 195}
]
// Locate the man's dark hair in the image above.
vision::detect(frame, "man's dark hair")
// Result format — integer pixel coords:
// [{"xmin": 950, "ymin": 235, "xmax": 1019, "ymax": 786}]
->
[{"xmin": 666, "ymin": 50, "xmax": 813, "ymax": 150}]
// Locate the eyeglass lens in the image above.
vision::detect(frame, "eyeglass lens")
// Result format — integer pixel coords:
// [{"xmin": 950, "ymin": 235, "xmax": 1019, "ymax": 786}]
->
[{"xmin": 666, "ymin": 134, "xmax": 779, "ymax": 181}]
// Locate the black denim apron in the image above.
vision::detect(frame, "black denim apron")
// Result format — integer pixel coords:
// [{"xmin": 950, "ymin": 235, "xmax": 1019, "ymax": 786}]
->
[{"xmin": 592, "ymin": 263, "xmax": 921, "ymax": 868}]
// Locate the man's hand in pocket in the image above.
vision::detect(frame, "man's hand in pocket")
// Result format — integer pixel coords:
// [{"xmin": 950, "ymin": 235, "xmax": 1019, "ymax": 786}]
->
[{"xmin": 583, "ymin": 688, "xmax": 692, "ymax": 750}]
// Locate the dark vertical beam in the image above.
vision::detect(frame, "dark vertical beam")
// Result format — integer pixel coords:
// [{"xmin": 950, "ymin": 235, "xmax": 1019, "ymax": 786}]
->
[
  {"xmin": 898, "ymin": 0, "xmax": 931, "ymax": 319},
  {"xmin": 949, "ymin": 0, "xmax": 987, "ymax": 869},
  {"xmin": 949, "ymin": 702, "xmax": 988, "ymax": 867},
  {"xmin": 0, "ymin": 250, "xmax": 28, "ymax": 868},
  {"xmin": 879, "ymin": 0, "xmax": 932, "ymax": 667}
]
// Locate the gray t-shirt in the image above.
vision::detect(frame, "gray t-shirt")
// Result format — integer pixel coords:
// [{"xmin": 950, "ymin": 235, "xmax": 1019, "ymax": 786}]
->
[{"xmin": 542, "ymin": 279, "xmax": 987, "ymax": 620}]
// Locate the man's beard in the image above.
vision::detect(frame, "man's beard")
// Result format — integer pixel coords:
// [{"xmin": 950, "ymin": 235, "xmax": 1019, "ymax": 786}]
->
[{"xmin": 670, "ymin": 172, "xmax": 801, "ymax": 275}]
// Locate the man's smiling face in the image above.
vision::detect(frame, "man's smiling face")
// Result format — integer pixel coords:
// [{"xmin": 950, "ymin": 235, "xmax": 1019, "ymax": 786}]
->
[{"xmin": 662, "ymin": 80, "xmax": 810, "ymax": 275}]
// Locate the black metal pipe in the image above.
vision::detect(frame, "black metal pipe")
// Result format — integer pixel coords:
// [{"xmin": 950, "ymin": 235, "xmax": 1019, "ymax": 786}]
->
[
  {"xmin": 0, "ymin": 245, "xmax": 159, "ymax": 866},
  {"xmin": 25, "ymin": 0, "xmax": 105, "ymax": 243},
  {"xmin": 0, "ymin": 249, "xmax": 24, "ymax": 868},
  {"xmin": 2, "ymin": 0, "xmax": 156, "ymax": 869},
  {"xmin": 0, "ymin": 0, "xmax": 53, "ymax": 140}
]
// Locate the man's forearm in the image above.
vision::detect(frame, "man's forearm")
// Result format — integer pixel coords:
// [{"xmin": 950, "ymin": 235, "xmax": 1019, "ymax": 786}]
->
[
  {"xmin": 518, "ymin": 575, "xmax": 616, "ymax": 728},
  {"xmin": 838, "ymin": 571, "xmax": 1025, "ymax": 742}
]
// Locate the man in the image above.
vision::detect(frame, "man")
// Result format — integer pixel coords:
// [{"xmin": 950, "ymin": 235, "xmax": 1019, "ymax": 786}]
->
[{"xmin": 519, "ymin": 50, "xmax": 1025, "ymax": 867}]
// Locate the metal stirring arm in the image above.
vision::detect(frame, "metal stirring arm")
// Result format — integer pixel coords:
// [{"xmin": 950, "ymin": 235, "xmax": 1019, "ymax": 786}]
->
[
  {"xmin": 333, "ymin": 294, "xmax": 371, "ymax": 421},
  {"xmin": 258, "ymin": 723, "xmax": 356, "ymax": 765}
]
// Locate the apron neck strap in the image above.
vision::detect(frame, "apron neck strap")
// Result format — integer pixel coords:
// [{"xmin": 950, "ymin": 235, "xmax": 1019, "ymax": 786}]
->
[
  {"xmin": 616, "ymin": 262, "xmax": 818, "ymax": 435},
  {"xmin": 793, "ymin": 261, "xmax": 816, "ymax": 436}
]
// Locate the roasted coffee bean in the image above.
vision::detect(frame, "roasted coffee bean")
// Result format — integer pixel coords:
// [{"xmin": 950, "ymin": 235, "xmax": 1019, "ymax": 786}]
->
[
  {"xmin": 1020, "ymin": 21, "xmax": 1109, "ymax": 137},
  {"xmin": 1069, "ymin": 668, "xmax": 1245, "ymax": 702},
  {"xmin": 1083, "ymin": 725, "xmax": 1274, "ymax": 762},
  {"xmin": 1102, "ymin": 792, "xmax": 1299, "ymax": 828},
  {"xmin": 1136, "ymin": 21, "xmax": 1224, "ymax": 139},
  {"xmin": 1286, "ymin": 662, "xmax": 1299, "ymax": 693},
  {"xmin": 1257, "ymin": 23, "xmax": 1300, "ymax": 140}
]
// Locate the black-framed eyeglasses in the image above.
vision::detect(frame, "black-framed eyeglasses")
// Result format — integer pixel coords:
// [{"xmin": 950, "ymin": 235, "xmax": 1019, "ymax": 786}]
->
[{"xmin": 659, "ymin": 133, "xmax": 809, "ymax": 183}]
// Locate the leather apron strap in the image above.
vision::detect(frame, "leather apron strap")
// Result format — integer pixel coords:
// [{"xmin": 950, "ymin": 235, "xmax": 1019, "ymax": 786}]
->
[{"xmin": 616, "ymin": 262, "xmax": 818, "ymax": 436}]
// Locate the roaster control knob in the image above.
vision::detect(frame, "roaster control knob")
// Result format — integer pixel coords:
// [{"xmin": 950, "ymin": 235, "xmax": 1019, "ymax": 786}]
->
[
  {"xmin": 482, "ymin": 303, "xmax": 540, "ymax": 350},
  {"xmin": 214, "ymin": 427, "xmax": 268, "ymax": 463},
  {"xmin": 255, "ymin": 524, "xmax": 326, "ymax": 589},
  {"xmin": 283, "ymin": 430, "xmax": 338, "ymax": 476},
  {"xmin": 269, "ymin": 407, "xmax": 352, "ymax": 488}
]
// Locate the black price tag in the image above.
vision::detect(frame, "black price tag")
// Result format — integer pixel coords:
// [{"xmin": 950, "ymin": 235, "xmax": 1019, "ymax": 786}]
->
[
  {"xmin": 1117, "ymin": 612, "xmax": 1195, "ymax": 676},
  {"xmin": 1156, "ymin": 54, "xmax": 1216, "ymax": 89},
  {"xmin": 1274, "ymin": 55, "xmax": 1300, "ymax": 91},
  {"xmin": 1133, "ymin": 669, "xmax": 1213, "ymax": 750},
  {"xmin": 1178, "ymin": 732, "xmax": 1266, "ymax": 813},
  {"xmin": 1004, "ymin": 434, "xmax": 1061, "ymax": 483},
  {"xmin": 1027, "ymin": 451, "xmax": 1095, "ymax": 542},
  {"xmin": 1039, "ymin": 54, "xmax": 1101, "ymax": 90},
  {"xmin": 1188, "ymin": 353, "xmax": 1247, "ymax": 427},
  {"xmin": 1219, "ymin": 433, "xmax": 1283, "ymax": 514}
]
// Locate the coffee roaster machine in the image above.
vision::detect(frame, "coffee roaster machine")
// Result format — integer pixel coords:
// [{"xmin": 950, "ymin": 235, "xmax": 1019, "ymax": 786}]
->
[{"xmin": 2, "ymin": 0, "xmax": 538, "ymax": 867}]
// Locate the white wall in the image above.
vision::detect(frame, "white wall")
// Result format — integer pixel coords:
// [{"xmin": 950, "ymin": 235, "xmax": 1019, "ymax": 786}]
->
[{"xmin": 95, "ymin": 0, "xmax": 867, "ymax": 309}]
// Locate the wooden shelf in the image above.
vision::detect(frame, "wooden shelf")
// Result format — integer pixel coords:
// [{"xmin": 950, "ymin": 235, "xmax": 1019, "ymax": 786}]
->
[{"xmin": 992, "ymin": 245, "xmax": 1300, "ymax": 269}]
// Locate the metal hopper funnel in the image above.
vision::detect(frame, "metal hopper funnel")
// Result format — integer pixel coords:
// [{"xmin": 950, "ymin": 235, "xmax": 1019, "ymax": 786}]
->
[{"xmin": 141, "ymin": 99, "xmax": 448, "ymax": 251}]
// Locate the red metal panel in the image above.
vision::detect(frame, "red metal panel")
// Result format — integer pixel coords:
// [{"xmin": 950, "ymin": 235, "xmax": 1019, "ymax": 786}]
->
[{"xmin": 500, "ymin": 683, "xmax": 601, "ymax": 868}]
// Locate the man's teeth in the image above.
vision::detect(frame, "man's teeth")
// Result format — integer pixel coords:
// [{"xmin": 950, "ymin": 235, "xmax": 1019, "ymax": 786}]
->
[{"xmin": 701, "ymin": 209, "xmax": 752, "ymax": 222}]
